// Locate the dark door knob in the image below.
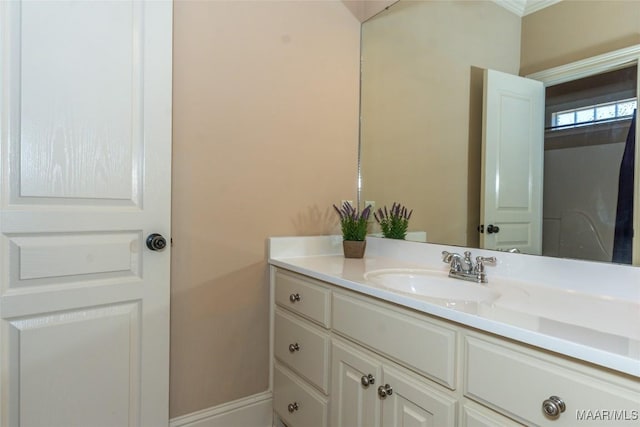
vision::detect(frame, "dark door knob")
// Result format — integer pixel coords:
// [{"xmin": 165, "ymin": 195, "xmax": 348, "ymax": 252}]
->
[
  {"xmin": 146, "ymin": 233, "xmax": 167, "ymax": 251},
  {"xmin": 487, "ymin": 224, "xmax": 500, "ymax": 234}
]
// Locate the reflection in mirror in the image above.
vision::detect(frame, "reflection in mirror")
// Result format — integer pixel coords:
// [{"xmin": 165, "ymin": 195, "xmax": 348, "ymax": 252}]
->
[
  {"xmin": 359, "ymin": 0, "xmax": 640, "ymax": 266},
  {"xmin": 542, "ymin": 66, "xmax": 637, "ymax": 264}
]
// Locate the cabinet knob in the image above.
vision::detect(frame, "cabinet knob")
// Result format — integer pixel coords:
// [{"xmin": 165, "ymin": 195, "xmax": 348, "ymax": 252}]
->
[
  {"xmin": 542, "ymin": 396, "xmax": 566, "ymax": 419},
  {"xmin": 377, "ymin": 384, "xmax": 393, "ymax": 398},
  {"xmin": 287, "ymin": 402, "xmax": 299, "ymax": 413},
  {"xmin": 288, "ymin": 343, "xmax": 300, "ymax": 353},
  {"xmin": 360, "ymin": 374, "xmax": 375, "ymax": 387},
  {"xmin": 289, "ymin": 293, "xmax": 301, "ymax": 303}
]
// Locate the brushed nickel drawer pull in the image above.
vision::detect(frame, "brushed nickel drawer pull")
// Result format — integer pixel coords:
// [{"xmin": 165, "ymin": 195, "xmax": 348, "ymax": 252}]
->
[
  {"xmin": 288, "ymin": 343, "xmax": 300, "ymax": 353},
  {"xmin": 542, "ymin": 396, "xmax": 566, "ymax": 419},
  {"xmin": 289, "ymin": 293, "xmax": 301, "ymax": 303},
  {"xmin": 377, "ymin": 384, "xmax": 393, "ymax": 398},
  {"xmin": 361, "ymin": 374, "xmax": 375, "ymax": 387}
]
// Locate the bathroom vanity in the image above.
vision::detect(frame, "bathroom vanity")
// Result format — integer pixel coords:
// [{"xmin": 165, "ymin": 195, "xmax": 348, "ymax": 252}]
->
[{"xmin": 268, "ymin": 236, "xmax": 640, "ymax": 427}]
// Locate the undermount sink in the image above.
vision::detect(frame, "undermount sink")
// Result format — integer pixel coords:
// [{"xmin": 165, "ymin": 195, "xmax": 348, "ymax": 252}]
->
[{"xmin": 364, "ymin": 268, "xmax": 501, "ymax": 304}]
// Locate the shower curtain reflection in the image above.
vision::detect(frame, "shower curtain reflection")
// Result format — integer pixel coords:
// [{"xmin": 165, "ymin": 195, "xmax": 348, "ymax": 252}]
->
[{"xmin": 613, "ymin": 110, "xmax": 636, "ymax": 264}]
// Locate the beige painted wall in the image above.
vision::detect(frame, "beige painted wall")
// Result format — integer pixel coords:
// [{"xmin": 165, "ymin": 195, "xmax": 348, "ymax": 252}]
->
[
  {"xmin": 360, "ymin": 0, "xmax": 521, "ymax": 247},
  {"xmin": 171, "ymin": 0, "xmax": 360, "ymax": 417},
  {"xmin": 521, "ymin": 0, "xmax": 640, "ymax": 75}
]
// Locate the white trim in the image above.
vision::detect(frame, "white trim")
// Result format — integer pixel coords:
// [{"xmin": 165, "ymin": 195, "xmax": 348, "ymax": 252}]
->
[
  {"xmin": 523, "ymin": 0, "xmax": 562, "ymax": 16},
  {"xmin": 490, "ymin": 0, "xmax": 561, "ymax": 17},
  {"xmin": 492, "ymin": 0, "xmax": 526, "ymax": 16},
  {"xmin": 526, "ymin": 45, "xmax": 640, "ymax": 87},
  {"xmin": 169, "ymin": 391, "xmax": 272, "ymax": 427}
]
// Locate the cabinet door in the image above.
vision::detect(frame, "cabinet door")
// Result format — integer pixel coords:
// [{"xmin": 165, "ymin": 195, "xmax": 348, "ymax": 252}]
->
[
  {"xmin": 382, "ymin": 365, "xmax": 457, "ymax": 427},
  {"xmin": 331, "ymin": 340, "xmax": 383, "ymax": 427}
]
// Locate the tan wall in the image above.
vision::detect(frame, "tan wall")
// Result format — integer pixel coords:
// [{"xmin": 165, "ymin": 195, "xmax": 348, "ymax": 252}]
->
[
  {"xmin": 521, "ymin": 0, "xmax": 640, "ymax": 75},
  {"xmin": 171, "ymin": 0, "xmax": 360, "ymax": 417},
  {"xmin": 360, "ymin": 0, "xmax": 521, "ymax": 247}
]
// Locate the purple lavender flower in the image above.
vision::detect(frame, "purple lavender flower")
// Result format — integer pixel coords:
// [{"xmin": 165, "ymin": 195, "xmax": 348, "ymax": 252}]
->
[
  {"xmin": 332, "ymin": 202, "xmax": 372, "ymax": 241},
  {"xmin": 373, "ymin": 202, "xmax": 413, "ymax": 240}
]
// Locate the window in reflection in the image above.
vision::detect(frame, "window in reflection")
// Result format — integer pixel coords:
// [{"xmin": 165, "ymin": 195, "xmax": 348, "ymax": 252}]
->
[{"xmin": 551, "ymin": 97, "xmax": 637, "ymax": 130}]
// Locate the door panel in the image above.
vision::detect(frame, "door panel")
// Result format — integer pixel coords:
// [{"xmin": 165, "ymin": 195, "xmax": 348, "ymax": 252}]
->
[
  {"xmin": 481, "ymin": 69, "xmax": 544, "ymax": 255},
  {"xmin": 8, "ymin": 232, "xmax": 141, "ymax": 285},
  {"xmin": 18, "ymin": 0, "xmax": 138, "ymax": 202},
  {"xmin": 382, "ymin": 365, "xmax": 457, "ymax": 427},
  {"xmin": 331, "ymin": 340, "xmax": 382, "ymax": 427},
  {"xmin": 9, "ymin": 303, "xmax": 140, "ymax": 427},
  {"xmin": 0, "ymin": 1, "xmax": 172, "ymax": 426}
]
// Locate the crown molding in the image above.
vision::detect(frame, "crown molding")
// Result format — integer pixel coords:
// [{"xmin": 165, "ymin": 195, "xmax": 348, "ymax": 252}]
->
[
  {"xmin": 526, "ymin": 44, "xmax": 640, "ymax": 86},
  {"xmin": 491, "ymin": 0, "xmax": 562, "ymax": 17}
]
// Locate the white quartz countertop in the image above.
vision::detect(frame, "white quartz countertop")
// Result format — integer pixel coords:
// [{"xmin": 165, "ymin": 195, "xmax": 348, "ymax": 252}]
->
[{"xmin": 269, "ymin": 236, "xmax": 640, "ymax": 378}]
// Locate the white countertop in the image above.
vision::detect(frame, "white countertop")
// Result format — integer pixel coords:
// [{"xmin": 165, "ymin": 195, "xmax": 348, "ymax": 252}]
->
[{"xmin": 268, "ymin": 236, "xmax": 640, "ymax": 378}]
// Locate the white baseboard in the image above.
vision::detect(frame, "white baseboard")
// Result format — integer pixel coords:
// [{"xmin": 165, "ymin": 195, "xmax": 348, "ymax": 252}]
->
[{"xmin": 169, "ymin": 391, "xmax": 273, "ymax": 427}]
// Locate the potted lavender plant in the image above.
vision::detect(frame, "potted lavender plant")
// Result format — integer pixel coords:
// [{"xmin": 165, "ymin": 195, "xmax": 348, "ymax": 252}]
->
[
  {"xmin": 333, "ymin": 202, "xmax": 372, "ymax": 258},
  {"xmin": 374, "ymin": 202, "xmax": 412, "ymax": 240}
]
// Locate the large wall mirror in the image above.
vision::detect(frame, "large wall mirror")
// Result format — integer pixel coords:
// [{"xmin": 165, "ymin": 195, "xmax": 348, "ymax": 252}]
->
[{"xmin": 359, "ymin": 0, "xmax": 640, "ymax": 266}]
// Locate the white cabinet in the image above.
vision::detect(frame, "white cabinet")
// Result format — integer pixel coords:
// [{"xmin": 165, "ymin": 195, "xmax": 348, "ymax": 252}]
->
[
  {"xmin": 273, "ymin": 271, "xmax": 331, "ymax": 426},
  {"xmin": 274, "ymin": 309, "xmax": 330, "ymax": 393},
  {"xmin": 271, "ymin": 268, "xmax": 640, "ymax": 427},
  {"xmin": 331, "ymin": 339, "xmax": 383, "ymax": 427},
  {"xmin": 464, "ymin": 332, "xmax": 640, "ymax": 426},
  {"xmin": 330, "ymin": 339, "xmax": 457, "ymax": 427},
  {"xmin": 332, "ymin": 291, "xmax": 457, "ymax": 389},
  {"xmin": 273, "ymin": 364, "xmax": 328, "ymax": 427}
]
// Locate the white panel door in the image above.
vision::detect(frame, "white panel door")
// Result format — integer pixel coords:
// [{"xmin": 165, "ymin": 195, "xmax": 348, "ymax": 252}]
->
[
  {"xmin": 0, "ymin": 1, "xmax": 172, "ymax": 426},
  {"xmin": 481, "ymin": 69, "xmax": 544, "ymax": 255}
]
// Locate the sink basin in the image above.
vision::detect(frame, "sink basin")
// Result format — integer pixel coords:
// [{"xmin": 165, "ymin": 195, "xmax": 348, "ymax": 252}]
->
[{"xmin": 364, "ymin": 268, "xmax": 501, "ymax": 304}]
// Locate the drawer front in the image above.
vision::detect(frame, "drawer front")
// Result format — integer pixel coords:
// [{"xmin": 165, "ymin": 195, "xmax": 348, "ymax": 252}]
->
[
  {"xmin": 275, "ymin": 270, "xmax": 330, "ymax": 327},
  {"xmin": 461, "ymin": 400, "xmax": 525, "ymax": 427},
  {"xmin": 332, "ymin": 291, "xmax": 457, "ymax": 389},
  {"xmin": 274, "ymin": 364, "xmax": 328, "ymax": 427},
  {"xmin": 464, "ymin": 334, "xmax": 640, "ymax": 426},
  {"xmin": 274, "ymin": 309, "xmax": 330, "ymax": 393}
]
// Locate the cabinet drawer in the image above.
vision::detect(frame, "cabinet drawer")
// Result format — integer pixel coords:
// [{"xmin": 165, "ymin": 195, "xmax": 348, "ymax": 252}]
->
[
  {"xmin": 332, "ymin": 291, "xmax": 457, "ymax": 389},
  {"xmin": 275, "ymin": 270, "xmax": 330, "ymax": 327},
  {"xmin": 274, "ymin": 363, "xmax": 328, "ymax": 427},
  {"xmin": 461, "ymin": 400, "xmax": 525, "ymax": 427},
  {"xmin": 464, "ymin": 334, "xmax": 640, "ymax": 426},
  {"xmin": 274, "ymin": 309, "xmax": 330, "ymax": 393}
]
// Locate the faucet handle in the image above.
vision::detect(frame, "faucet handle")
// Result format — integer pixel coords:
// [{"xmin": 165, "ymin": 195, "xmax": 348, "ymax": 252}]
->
[
  {"xmin": 442, "ymin": 251, "xmax": 463, "ymax": 272},
  {"xmin": 475, "ymin": 256, "xmax": 496, "ymax": 273}
]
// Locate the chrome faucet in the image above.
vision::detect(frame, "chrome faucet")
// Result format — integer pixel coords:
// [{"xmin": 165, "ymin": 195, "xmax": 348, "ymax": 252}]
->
[{"xmin": 442, "ymin": 250, "xmax": 496, "ymax": 283}]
